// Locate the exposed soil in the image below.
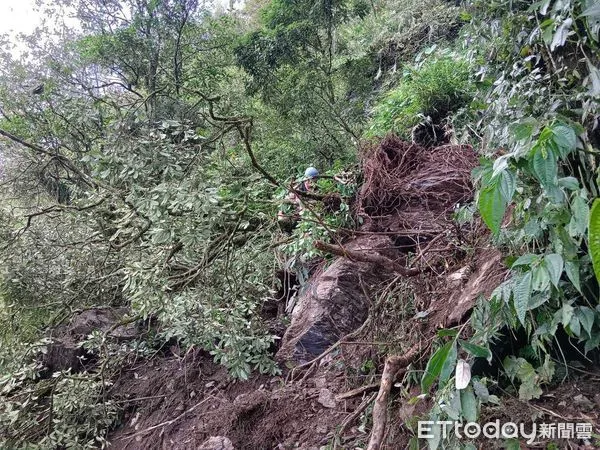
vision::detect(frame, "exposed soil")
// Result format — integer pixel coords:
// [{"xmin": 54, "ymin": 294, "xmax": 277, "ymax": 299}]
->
[{"xmin": 107, "ymin": 349, "xmax": 354, "ymax": 449}]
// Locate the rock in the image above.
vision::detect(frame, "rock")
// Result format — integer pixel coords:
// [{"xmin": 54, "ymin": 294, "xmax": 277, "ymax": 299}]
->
[
  {"xmin": 276, "ymin": 235, "xmax": 396, "ymax": 363},
  {"xmin": 445, "ymin": 249, "xmax": 506, "ymax": 325},
  {"xmin": 314, "ymin": 377, "xmax": 327, "ymax": 389},
  {"xmin": 40, "ymin": 307, "xmax": 138, "ymax": 374},
  {"xmin": 197, "ymin": 436, "xmax": 234, "ymax": 450},
  {"xmin": 233, "ymin": 391, "xmax": 269, "ymax": 412},
  {"xmin": 573, "ymin": 394, "xmax": 595, "ymax": 411},
  {"xmin": 317, "ymin": 388, "xmax": 337, "ymax": 408}
]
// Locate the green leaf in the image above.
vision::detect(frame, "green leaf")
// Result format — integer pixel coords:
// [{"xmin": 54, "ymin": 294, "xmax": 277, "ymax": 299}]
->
[
  {"xmin": 584, "ymin": 333, "xmax": 600, "ymax": 354},
  {"xmin": 441, "ymin": 392, "xmax": 462, "ymax": 420},
  {"xmin": 576, "ymin": 307, "xmax": 595, "ymax": 336},
  {"xmin": 588, "ymin": 199, "xmax": 600, "ymax": 283},
  {"xmin": 439, "ymin": 341, "xmax": 458, "ymax": 388},
  {"xmin": 478, "ymin": 182, "xmax": 507, "ymax": 235},
  {"xmin": 550, "ymin": 123, "xmax": 577, "ymax": 156},
  {"xmin": 460, "ymin": 386, "xmax": 478, "ymax": 422},
  {"xmin": 531, "ymin": 265, "xmax": 550, "ymax": 292},
  {"xmin": 543, "ymin": 253, "xmax": 563, "ymax": 288},
  {"xmin": 421, "ymin": 341, "xmax": 454, "ymax": 393},
  {"xmin": 513, "ymin": 272, "xmax": 532, "ymax": 326},
  {"xmin": 550, "ymin": 18, "xmax": 573, "ymax": 51},
  {"xmin": 558, "ymin": 176, "xmax": 579, "ymax": 190},
  {"xmin": 408, "ymin": 437, "xmax": 420, "ymax": 450},
  {"xmin": 565, "ymin": 260, "xmax": 581, "ymax": 292},
  {"xmin": 537, "ymin": 355, "xmax": 556, "ymax": 383},
  {"xmin": 437, "ymin": 329, "xmax": 459, "ymax": 338},
  {"xmin": 581, "ymin": 2, "xmax": 600, "ymax": 18},
  {"xmin": 498, "ymin": 170, "xmax": 517, "ymax": 203},
  {"xmin": 472, "ymin": 379, "xmax": 491, "ymax": 402},
  {"xmin": 427, "ymin": 419, "xmax": 442, "ymax": 450},
  {"xmin": 556, "ymin": 226, "xmax": 579, "ymax": 259},
  {"xmin": 511, "ymin": 253, "xmax": 539, "ymax": 268},
  {"xmin": 502, "ymin": 356, "xmax": 521, "ymax": 381},
  {"xmin": 459, "ymin": 340, "xmax": 492, "ymax": 360},
  {"xmin": 528, "ymin": 291, "xmax": 551, "ymax": 309},
  {"xmin": 569, "ymin": 315, "xmax": 581, "ymax": 337},
  {"xmin": 511, "ymin": 118, "xmax": 538, "ymax": 141},
  {"xmin": 558, "ymin": 303, "xmax": 575, "ymax": 326},
  {"xmin": 503, "ymin": 356, "xmax": 544, "ymax": 399},
  {"xmin": 541, "ymin": 18, "xmax": 555, "ymax": 44},
  {"xmin": 504, "ymin": 439, "xmax": 522, "ymax": 450},
  {"xmin": 569, "ymin": 196, "xmax": 590, "ymax": 237},
  {"xmin": 531, "ymin": 143, "xmax": 558, "ymax": 188}
]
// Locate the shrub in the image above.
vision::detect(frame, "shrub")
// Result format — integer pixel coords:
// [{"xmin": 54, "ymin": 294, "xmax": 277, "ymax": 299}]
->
[{"xmin": 368, "ymin": 55, "xmax": 472, "ymax": 137}]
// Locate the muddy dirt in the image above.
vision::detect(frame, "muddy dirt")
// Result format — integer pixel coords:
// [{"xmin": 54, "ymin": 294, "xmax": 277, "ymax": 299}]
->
[{"xmin": 107, "ymin": 349, "xmax": 358, "ymax": 449}]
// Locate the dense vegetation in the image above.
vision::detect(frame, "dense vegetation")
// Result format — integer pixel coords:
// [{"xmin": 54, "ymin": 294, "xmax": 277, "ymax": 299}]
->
[{"xmin": 0, "ymin": 0, "xmax": 599, "ymax": 447}]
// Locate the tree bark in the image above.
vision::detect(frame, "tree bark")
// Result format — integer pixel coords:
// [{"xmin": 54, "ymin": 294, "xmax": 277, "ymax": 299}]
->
[
  {"xmin": 314, "ymin": 241, "xmax": 420, "ymax": 277},
  {"xmin": 366, "ymin": 346, "xmax": 421, "ymax": 450}
]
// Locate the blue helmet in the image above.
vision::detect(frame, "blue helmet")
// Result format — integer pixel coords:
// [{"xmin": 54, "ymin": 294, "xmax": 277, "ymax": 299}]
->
[{"xmin": 304, "ymin": 167, "xmax": 319, "ymax": 179}]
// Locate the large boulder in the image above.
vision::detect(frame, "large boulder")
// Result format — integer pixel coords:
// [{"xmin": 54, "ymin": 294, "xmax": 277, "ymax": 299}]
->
[
  {"xmin": 41, "ymin": 308, "xmax": 137, "ymax": 374},
  {"xmin": 276, "ymin": 235, "xmax": 396, "ymax": 363}
]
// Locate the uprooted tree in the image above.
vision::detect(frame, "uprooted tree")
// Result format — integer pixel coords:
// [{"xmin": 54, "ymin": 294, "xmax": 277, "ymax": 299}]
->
[{"xmin": 2, "ymin": 0, "xmax": 600, "ymax": 448}]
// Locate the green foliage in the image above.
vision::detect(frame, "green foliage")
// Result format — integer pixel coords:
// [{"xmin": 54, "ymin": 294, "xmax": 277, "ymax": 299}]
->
[
  {"xmin": 0, "ymin": 364, "xmax": 119, "ymax": 449},
  {"xmin": 474, "ymin": 116, "xmax": 600, "ymax": 355},
  {"xmin": 368, "ymin": 55, "xmax": 473, "ymax": 137},
  {"xmin": 589, "ymin": 199, "xmax": 600, "ymax": 282},
  {"xmin": 422, "ymin": 341, "xmax": 454, "ymax": 393},
  {"xmin": 1, "ymin": 0, "xmax": 599, "ymax": 446},
  {"xmin": 503, "ymin": 355, "xmax": 555, "ymax": 400}
]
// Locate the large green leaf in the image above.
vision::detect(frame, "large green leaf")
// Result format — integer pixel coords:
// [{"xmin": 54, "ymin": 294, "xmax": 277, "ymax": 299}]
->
[
  {"xmin": 543, "ymin": 253, "xmax": 563, "ymax": 288},
  {"xmin": 588, "ymin": 199, "xmax": 600, "ymax": 283},
  {"xmin": 569, "ymin": 196, "xmax": 590, "ymax": 237},
  {"xmin": 516, "ymin": 358, "xmax": 543, "ymax": 400},
  {"xmin": 511, "ymin": 117, "xmax": 538, "ymax": 141},
  {"xmin": 439, "ymin": 341, "xmax": 458, "ymax": 388},
  {"xmin": 512, "ymin": 253, "xmax": 539, "ymax": 268},
  {"xmin": 581, "ymin": 2, "xmax": 600, "ymax": 19},
  {"xmin": 460, "ymin": 386, "xmax": 478, "ymax": 422},
  {"xmin": 531, "ymin": 265, "xmax": 550, "ymax": 292},
  {"xmin": 565, "ymin": 260, "xmax": 581, "ymax": 292},
  {"xmin": 531, "ymin": 144, "xmax": 558, "ymax": 188},
  {"xmin": 421, "ymin": 341, "xmax": 454, "ymax": 393},
  {"xmin": 550, "ymin": 123, "xmax": 577, "ymax": 156},
  {"xmin": 513, "ymin": 271, "xmax": 532, "ymax": 326},
  {"xmin": 550, "ymin": 18, "xmax": 573, "ymax": 51},
  {"xmin": 569, "ymin": 315, "xmax": 581, "ymax": 337},
  {"xmin": 478, "ymin": 182, "xmax": 506, "ymax": 235},
  {"xmin": 498, "ymin": 169, "xmax": 516, "ymax": 202},
  {"xmin": 576, "ymin": 307, "xmax": 595, "ymax": 336},
  {"xmin": 459, "ymin": 340, "xmax": 492, "ymax": 361}
]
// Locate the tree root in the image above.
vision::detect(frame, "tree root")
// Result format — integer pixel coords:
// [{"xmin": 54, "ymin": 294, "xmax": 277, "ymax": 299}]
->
[
  {"xmin": 333, "ymin": 392, "xmax": 377, "ymax": 450},
  {"xmin": 314, "ymin": 241, "xmax": 420, "ymax": 277},
  {"xmin": 366, "ymin": 345, "xmax": 421, "ymax": 450}
]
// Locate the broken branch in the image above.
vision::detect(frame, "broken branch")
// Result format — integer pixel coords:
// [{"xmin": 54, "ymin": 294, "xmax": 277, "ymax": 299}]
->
[
  {"xmin": 314, "ymin": 241, "xmax": 420, "ymax": 277},
  {"xmin": 366, "ymin": 345, "xmax": 421, "ymax": 450}
]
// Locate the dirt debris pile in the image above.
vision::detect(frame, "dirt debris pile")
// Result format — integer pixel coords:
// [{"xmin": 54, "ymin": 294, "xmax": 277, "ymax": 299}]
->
[{"xmin": 277, "ymin": 136, "xmax": 483, "ymax": 364}]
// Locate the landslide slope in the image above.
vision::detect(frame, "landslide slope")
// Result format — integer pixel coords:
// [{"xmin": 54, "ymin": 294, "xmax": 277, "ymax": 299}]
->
[{"xmin": 105, "ymin": 136, "xmax": 518, "ymax": 449}]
